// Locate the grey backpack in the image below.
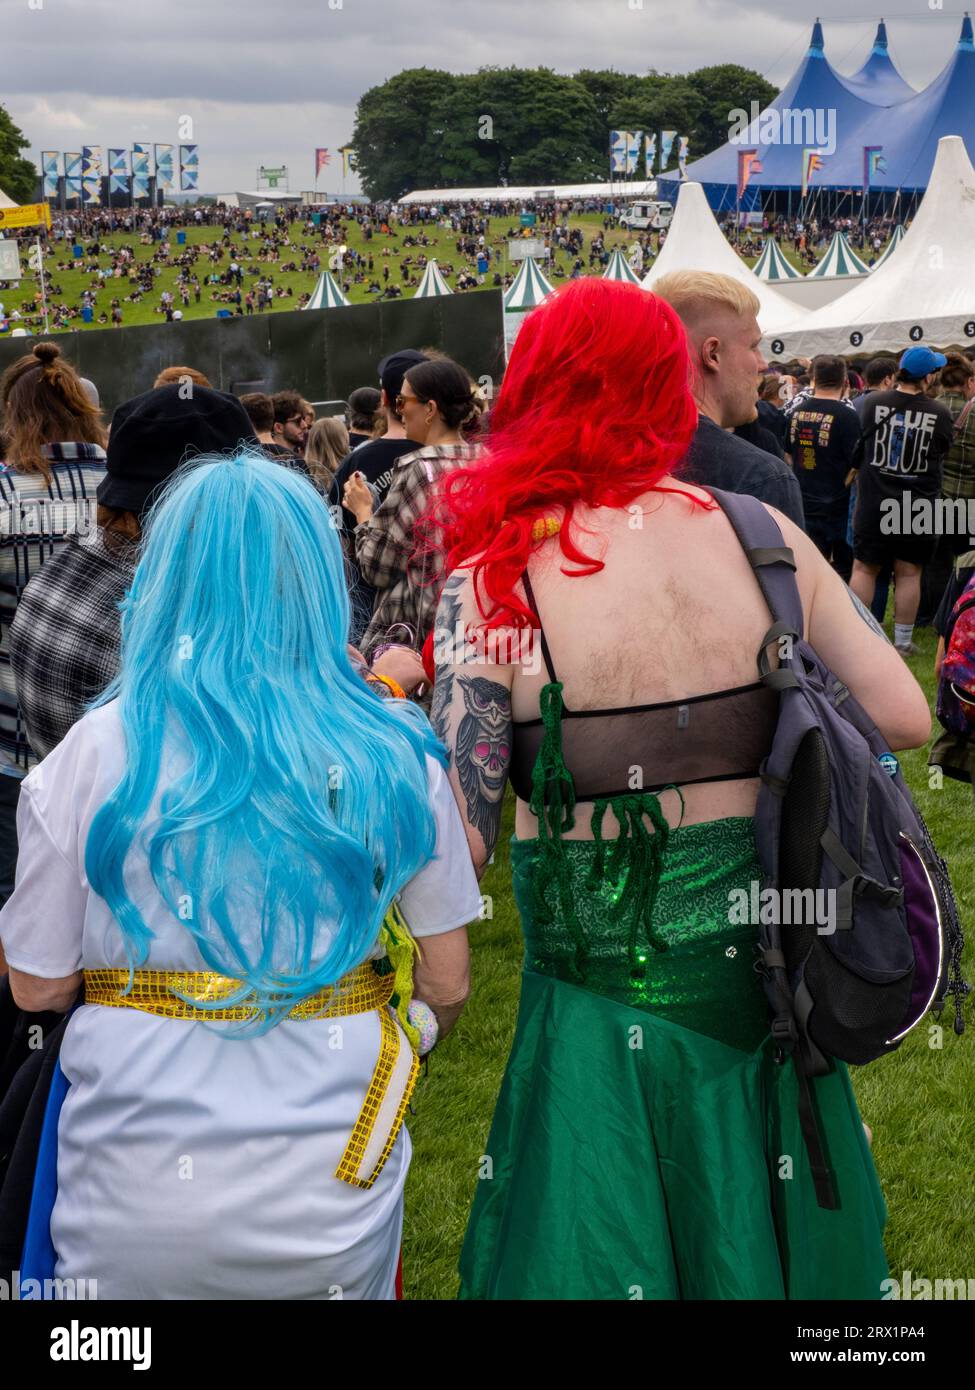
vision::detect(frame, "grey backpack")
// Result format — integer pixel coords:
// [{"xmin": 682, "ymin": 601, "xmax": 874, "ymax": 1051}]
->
[{"xmin": 709, "ymin": 488, "xmax": 969, "ymax": 1209}]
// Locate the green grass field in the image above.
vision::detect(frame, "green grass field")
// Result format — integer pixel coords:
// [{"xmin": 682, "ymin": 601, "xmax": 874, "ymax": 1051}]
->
[
  {"xmin": 1, "ymin": 211, "xmax": 635, "ymax": 335},
  {"xmin": 0, "ymin": 208, "xmax": 895, "ymax": 339},
  {"xmin": 402, "ymin": 620, "xmax": 975, "ymax": 1299}
]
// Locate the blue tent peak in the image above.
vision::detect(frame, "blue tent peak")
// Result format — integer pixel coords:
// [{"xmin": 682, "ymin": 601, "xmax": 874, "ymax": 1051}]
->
[
  {"xmin": 872, "ymin": 20, "xmax": 889, "ymax": 54},
  {"xmin": 809, "ymin": 19, "xmax": 825, "ymax": 55},
  {"xmin": 960, "ymin": 14, "xmax": 974, "ymax": 51}
]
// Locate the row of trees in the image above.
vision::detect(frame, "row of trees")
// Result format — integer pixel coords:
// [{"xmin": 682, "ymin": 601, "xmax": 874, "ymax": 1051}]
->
[
  {"xmin": 0, "ymin": 105, "xmax": 37, "ymax": 204},
  {"xmin": 351, "ymin": 65, "xmax": 777, "ymax": 200}
]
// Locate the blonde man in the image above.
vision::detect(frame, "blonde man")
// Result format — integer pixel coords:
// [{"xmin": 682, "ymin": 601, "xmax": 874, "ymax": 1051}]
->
[{"xmin": 653, "ymin": 270, "xmax": 805, "ymax": 525}]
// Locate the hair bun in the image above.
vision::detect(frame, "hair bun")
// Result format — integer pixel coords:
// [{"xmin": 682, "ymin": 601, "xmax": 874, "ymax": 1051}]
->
[{"xmin": 32, "ymin": 342, "xmax": 61, "ymax": 366}]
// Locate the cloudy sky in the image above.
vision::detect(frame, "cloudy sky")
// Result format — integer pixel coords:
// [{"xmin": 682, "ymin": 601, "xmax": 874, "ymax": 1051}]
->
[{"xmin": 3, "ymin": 0, "xmax": 969, "ymax": 193}]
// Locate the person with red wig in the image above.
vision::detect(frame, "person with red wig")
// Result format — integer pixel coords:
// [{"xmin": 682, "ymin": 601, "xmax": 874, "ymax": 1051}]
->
[{"xmin": 426, "ymin": 277, "xmax": 931, "ymax": 1300}]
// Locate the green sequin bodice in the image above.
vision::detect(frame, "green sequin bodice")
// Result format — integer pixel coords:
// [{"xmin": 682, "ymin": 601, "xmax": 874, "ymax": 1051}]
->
[{"xmin": 515, "ymin": 681, "xmax": 769, "ymax": 1050}]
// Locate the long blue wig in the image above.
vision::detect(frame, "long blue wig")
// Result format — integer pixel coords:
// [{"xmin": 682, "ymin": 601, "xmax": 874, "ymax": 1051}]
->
[{"xmin": 85, "ymin": 450, "xmax": 444, "ymax": 1030}]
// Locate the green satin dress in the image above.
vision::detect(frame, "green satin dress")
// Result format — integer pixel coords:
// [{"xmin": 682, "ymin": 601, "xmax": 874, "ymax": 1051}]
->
[{"xmin": 458, "ymin": 685, "xmax": 890, "ymax": 1301}]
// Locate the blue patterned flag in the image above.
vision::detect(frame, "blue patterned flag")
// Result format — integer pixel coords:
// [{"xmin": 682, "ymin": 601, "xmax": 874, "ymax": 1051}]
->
[
  {"xmin": 179, "ymin": 145, "xmax": 199, "ymax": 192},
  {"xmin": 64, "ymin": 151, "xmax": 82, "ymax": 199},
  {"xmin": 659, "ymin": 131, "xmax": 677, "ymax": 172},
  {"xmin": 108, "ymin": 149, "xmax": 130, "ymax": 195},
  {"xmin": 41, "ymin": 152, "xmax": 61, "ymax": 199},
  {"xmin": 82, "ymin": 146, "xmax": 103, "ymax": 204},
  {"xmin": 154, "ymin": 144, "xmax": 176, "ymax": 192},
  {"xmin": 644, "ymin": 133, "xmax": 657, "ymax": 177},
  {"xmin": 132, "ymin": 145, "xmax": 151, "ymax": 199}
]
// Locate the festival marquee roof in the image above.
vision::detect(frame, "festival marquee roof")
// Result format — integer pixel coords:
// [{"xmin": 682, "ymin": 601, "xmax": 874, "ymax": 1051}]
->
[
  {"xmin": 753, "ymin": 238, "xmax": 801, "ymax": 281},
  {"xmin": 762, "ymin": 136, "xmax": 975, "ymax": 356},
  {"xmin": 413, "ymin": 259, "xmax": 453, "ymax": 297},
  {"xmin": 641, "ymin": 181, "xmax": 799, "ymax": 334},
  {"xmin": 669, "ymin": 18, "xmax": 975, "ymax": 202},
  {"xmin": 805, "ymin": 230, "xmax": 870, "ymax": 278},
  {"xmin": 602, "ymin": 248, "xmax": 643, "ymax": 284},
  {"xmin": 302, "ymin": 270, "xmax": 350, "ymax": 309}
]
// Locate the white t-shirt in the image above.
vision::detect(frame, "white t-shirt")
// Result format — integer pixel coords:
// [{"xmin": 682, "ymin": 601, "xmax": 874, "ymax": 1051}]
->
[{"xmin": 0, "ymin": 700, "xmax": 481, "ymax": 1299}]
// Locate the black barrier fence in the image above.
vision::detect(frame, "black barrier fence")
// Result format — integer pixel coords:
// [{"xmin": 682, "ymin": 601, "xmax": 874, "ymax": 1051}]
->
[{"xmin": 0, "ymin": 292, "xmax": 506, "ymax": 418}]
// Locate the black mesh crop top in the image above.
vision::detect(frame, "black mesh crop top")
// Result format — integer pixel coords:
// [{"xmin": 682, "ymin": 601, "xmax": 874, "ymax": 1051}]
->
[{"xmin": 508, "ymin": 571, "xmax": 779, "ymax": 804}]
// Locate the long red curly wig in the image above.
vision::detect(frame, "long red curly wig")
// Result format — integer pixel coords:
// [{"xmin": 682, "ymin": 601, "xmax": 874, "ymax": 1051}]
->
[{"xmin": 423, "ymin": 277, "xmax": 705, "ymax": 632}]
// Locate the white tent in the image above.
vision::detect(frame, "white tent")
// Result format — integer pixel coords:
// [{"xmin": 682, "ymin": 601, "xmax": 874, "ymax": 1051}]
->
[
  {"xmin": 806, "ymin": 231, "xmax": 870, "ymax": 279},
  {"xmin": 871, "ymin": 224, "xmax": 905, "ymax": 271},
  {"xmin": 0, "ymin": 187, "xmax": 18, "ymax": 210},
  {"xmin": 765, "ymin": 137, "xmax": 975, "ymax": 356},
  {"xmin": 504, "ymin": 256, "xmax": 554, "ymax": 311},
  {"xmin": 413, "ymin": 259, "xmax": 453, "ymax": 297},
  {"xmin": 753, "ymin": 239, "xmax": 800, "ymax": 282},
  {"xmin": 302, "ymin": 269, "xmax": 350, "ymax": 309},
  {"xmin": 641, "ymin": 182, "xmax": 801, "ymax": 335},
  {"xmin": 602, "ymin": 248, "xmax": 643, "ymax": 285}
]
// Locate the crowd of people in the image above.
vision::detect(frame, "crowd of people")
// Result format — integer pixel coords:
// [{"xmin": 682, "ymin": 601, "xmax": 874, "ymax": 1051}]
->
[
  {"xmin": 0, "ymin": 269, "xmax": 967, "ymax": 1300},
  {"xmin": 0, "ymin": 194, "xmax": 672, "ymax": 337}
]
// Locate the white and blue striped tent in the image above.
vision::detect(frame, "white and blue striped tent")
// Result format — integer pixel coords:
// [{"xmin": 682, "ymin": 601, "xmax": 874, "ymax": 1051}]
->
[
  {"xmin": 871, "ymin": 224, "xmax": 905, "ymax": 271},
  {"xmin": 503, "ymin": 256, "xmax": 554, "ymax": 311},
  {"xmin": 752, "ymin": 238, "xmax": 800, "ymax": 281},
  {"xmin": 413, "ymin": 259, "xmax": 453, "ymax": 297},
  {"xmin": 302, "ymin": 270, "xmax": 350, "ymax": 309},
  {"xmin": 602, "ymin": 248, "xmax": 643, "ymax": 285},
  {"xmin": 806, "ymin": 231, "xmax": 870, "ymax": 279}
]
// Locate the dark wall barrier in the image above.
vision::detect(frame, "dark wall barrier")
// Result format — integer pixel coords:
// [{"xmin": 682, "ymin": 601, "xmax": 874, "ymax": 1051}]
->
[{"xmin": 0, "ymin": 292, "xmax": 505, "ymax": 417}]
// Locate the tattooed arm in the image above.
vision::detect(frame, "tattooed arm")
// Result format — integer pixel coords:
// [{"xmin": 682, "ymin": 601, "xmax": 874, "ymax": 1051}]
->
[{"xmin": 430, "ymin": 572, "xmax": 515, "ymax": 876}]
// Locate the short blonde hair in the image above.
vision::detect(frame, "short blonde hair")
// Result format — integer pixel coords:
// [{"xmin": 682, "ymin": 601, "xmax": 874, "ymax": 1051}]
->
[{"xmin": 652, "ymin": 270, "xmax": 759, "ymax": 324}]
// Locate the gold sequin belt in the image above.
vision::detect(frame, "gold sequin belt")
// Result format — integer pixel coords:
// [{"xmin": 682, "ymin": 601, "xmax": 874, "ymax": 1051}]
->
[{"xmin": 81, "ymin": 961, "xmax": 418, "ymax": 1191}]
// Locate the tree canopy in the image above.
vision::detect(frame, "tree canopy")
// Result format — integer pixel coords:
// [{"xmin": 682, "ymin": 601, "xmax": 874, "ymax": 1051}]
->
[
  {"xmin": 351, "ymin": 64, "xmax": 777, "ymax": 199},
  {"xmin": 0, "ymin": 105, "xmax": 37, "ymax": 204}
]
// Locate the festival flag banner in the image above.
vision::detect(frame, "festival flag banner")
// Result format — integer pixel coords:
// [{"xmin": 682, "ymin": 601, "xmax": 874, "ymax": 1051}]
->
[
  {"xmin": 41, "ymin": 152, "xmax": 61, "ymax": 199},
  {"xmin": 64, "ymin": 151, "xmax": 83, "ymax": 200},
  {"xmin": 624, "ymin": 131, "xmax": 643, "ymax": 175},
  {"xmin": 609, "ymin": 130, "xmax": 630, "ymax": 174},
  {"xmin": 131, "ymin": 144, "xmax": 152, "ymax": 199},
  {"xmin": 82, "ymin": 146, "xmax": 103, "ymax": 204},
  {"xmin": 801, "ymin": 148, "xmax": 825, "ymax": 197},
  {"xmin": 736, "ymin": 149, "xmax": 762, "ymax": 200},
  {"xmin": 179, "ymin": 145, "xmax": 199, "ymax": 191},
  {"xmin": 659, "ymin": 131, "xmax": 677, "ymax": 172},
  {"xmin": 677, "ymin": 135, "xmax": 690, "ymax": 179},
  {"xmin": 108, "ymin": 149, "xmax": 130, "ymax": 195},
  {"xmin": 644, "ymin": 133, "xmax": 657, "ymax": 177},
  {"xmin": 315, "ymin": 147, "xmax": 331, "ymax": 178},
  {"xmin": 154, "ymin": 144, "xmax": 176, "ymax": 192},
  {"xmin": 338, "ymin": 145, "xmax": 356, "ymax": 177},
  {"xmin": 862, "ymin": 145, "xmax": 886, "ymax": 193}
]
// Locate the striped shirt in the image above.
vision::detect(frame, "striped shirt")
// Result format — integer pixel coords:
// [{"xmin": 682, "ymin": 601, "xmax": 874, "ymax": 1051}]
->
[
  {"xmin": 0, "ymin": 442, "xmax": 107, "ymax": 768},
  {"xmin": 940, "ymin": 391, "xmax": 975, "ymax": 504}
]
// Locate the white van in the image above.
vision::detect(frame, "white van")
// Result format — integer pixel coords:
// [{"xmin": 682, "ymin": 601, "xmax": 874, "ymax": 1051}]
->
[{"xmin": 618, "ymin": 200, "xmax": 674, "ymax": 231}]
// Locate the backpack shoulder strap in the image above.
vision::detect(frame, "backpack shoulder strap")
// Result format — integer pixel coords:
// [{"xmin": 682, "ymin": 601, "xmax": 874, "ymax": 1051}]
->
[{"xmin": 705, "ymin": 486, "xmax": 804, "ymax": 636}]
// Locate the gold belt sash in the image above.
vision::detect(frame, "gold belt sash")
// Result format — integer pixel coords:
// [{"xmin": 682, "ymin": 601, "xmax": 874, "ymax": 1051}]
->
[{"xmin": 81, "ymin": 959, "xmax": 419, "ymax": 1191}]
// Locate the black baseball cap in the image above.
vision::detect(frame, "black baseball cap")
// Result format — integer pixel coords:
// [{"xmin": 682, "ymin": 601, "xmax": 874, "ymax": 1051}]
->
[
  {"xmin": 378, "ymin": 349, "xmax": 428, "ymax": 402},
  {"xmin": 98, "ymin": 384, "xmax": 257, "ymax": 517}
]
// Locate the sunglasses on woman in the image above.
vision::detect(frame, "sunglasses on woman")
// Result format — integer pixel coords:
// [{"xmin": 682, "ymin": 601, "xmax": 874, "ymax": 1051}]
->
[{"xmin": 395, "ymin": 392, "xmax": 429, "ymax": 412}]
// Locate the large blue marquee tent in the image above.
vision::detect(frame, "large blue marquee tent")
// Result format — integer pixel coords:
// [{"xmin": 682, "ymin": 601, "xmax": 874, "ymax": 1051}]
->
[{"xmin": 660, "ymin": 17, "xmax": 975, "ymax": 208}]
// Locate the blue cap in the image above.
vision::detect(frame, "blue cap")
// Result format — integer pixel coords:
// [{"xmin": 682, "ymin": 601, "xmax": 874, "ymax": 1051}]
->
[{"xmin": 899, "ymin": 346, "xmax": 947, "ymax": 380}]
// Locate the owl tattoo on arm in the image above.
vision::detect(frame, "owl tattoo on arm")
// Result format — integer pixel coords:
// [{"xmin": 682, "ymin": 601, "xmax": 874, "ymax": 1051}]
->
[{"xmin": 454, "ymin": 676, "xmax": 512, "ymax": 850}]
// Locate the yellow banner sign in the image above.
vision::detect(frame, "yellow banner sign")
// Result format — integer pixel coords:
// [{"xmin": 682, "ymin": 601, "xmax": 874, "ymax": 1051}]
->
[{"xmin": 0, "ymin": 202, "xmax": 52, "ymax": 231}]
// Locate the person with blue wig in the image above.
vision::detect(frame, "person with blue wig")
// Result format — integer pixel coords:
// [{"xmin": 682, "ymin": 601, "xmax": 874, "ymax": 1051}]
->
[{"xmin": 0, "ymin": 449, "xmax": 481, "ymax": 1300}]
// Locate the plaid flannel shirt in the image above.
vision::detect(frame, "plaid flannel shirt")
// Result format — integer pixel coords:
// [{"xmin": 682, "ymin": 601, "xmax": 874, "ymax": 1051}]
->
[
  {"xmin": 0, "ymin": 443, "xmax": 107, "ymax": 768},
  {"xmin": 9, "ymin": 525, "xmax": 135, "ymax": 761},
  {"xmin": 353, "ymin": 442, "xmax": 483, "ymax": 655},
  {"xmin": 940, "ymin": 391, "xmax": 975, "ymax": 504}
]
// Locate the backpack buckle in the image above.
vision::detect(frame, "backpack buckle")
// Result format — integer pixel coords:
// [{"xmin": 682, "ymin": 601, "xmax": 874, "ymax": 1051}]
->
[{"xmin": 771, "ymin": 1015, "xmax": 797, "ymax": 1046}]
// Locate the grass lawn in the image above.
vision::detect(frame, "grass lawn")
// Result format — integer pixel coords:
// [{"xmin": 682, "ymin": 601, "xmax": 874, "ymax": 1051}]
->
[
  {"xmin": 0, "ymin": 211, "xmax": 638, "ymax": 336},
  {"xmin": 402, "ymin": 619, "xmax": 975, "ymax": 1299},
  {"xmin": 0, "ymin": 207, "xmax": 896, "ymax": 340}
]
